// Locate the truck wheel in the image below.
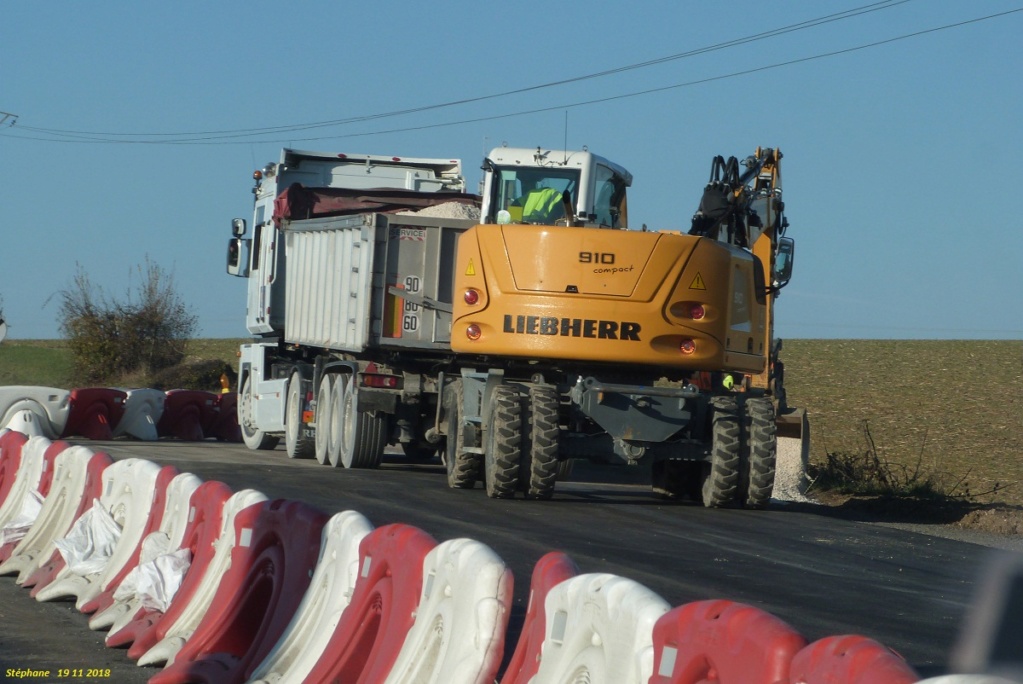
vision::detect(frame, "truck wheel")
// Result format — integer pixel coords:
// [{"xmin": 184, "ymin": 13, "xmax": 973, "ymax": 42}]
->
[
  {"xmin": 239, "ymin": 376, "xmax": 279, "ymax": 451},
  {"xmin": 743, "ymin": 397, "xmax": 777, "ymax": 509},
  {"xmin": 521, "ymin": 384, "xmax": 560, "ymax": 500},
  {"xmin": 444, "ymin": 382, "xmax": 479, "ymax": 489},
  {"xmin": 286, "ymin": 370, "xmax": 315, "ymax": 459},
  {"xmin": 702, "ymin": 396, "xmax": 741, "ymax": 507},
  {"xmin": 314, "ymin": 374, "xmax": 334, "ymax": 465},
  {"xmin": 327, "ymin": 375, "xmax": 346, "ymax": 468},
  {"xmin": 339, "ymin": 375, "xmax": 386, "ymax": 469},
  {"xmin": 485, "ymin": 384, "xmax": 523, "ymax": 499}
]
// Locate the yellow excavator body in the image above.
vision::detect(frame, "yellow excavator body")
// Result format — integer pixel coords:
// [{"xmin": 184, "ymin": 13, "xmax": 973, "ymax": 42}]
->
[{"xmin": 451, "ymin": 223, "xmax": 768, "ymax": 374}]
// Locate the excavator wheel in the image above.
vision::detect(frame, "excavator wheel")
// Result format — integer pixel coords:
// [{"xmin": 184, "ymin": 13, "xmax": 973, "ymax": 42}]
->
[
  {"xmin": 702, "ymin": 396, "xmax": 741, "ymax": 507},
  {"xmin": 444, "ymin": 382, "xmax": 479, "ymax": 489},
  {"xmin": 520, "ymin": 384, "xmax": 560, "ymax": 500},
  {"xmin": 484, "ymin": 384, "xmax": 523, "ymax": 499},
  {"xmin": 743, "ymin": 397, "xmax": 777, "ymax": 509}
]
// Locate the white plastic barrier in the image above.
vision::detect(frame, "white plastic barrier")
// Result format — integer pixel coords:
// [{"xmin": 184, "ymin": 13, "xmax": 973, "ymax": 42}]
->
[
  {"xmin": 113, "ymin": 389, "xmax": 166, "ymax": 441},
  {"xmin": 529, "ymin": 573, "xmax": 670, "ymax": 684},
  {"xmin": 3, "ymin": 409, "xmax": 50, "ymax": 438},
  {"xmin": 89, "ymin": 471, "xmax": 203, "ymax": 631},
  {"xmin": 0, "ymin": 387, "xmax": 71, "ymax": 439},
  {"xmin": 383, "ymin": 537, "xmax": 513, "ymax": 684},
  {"xmin": 135, "ymin": 488, "xmax": 269, "ymax": 667},
  {"xmin": 35, "ymin": 458, "xmax": 163, "ymax": 609},
  {"xmin": 0, "ymin": 445, "xmax": 103, "ymax": 583},
  {"xmin": 0, "ymin": 436, "xmax": 54, "ymax": 531},
  {"xmin": 247, "ymin": 510, "xmax": 374, "ymax": 684}
]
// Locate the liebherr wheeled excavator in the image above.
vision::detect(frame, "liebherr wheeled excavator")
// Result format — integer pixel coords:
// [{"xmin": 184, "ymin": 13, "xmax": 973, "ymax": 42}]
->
[{"xmin": 448, "ymin": 146, "xmax": 799, "ymax": 506}]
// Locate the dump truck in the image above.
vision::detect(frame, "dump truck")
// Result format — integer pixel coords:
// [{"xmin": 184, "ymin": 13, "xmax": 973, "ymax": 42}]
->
[{"xmin": 226, "ymin": 145, "xmax": 802, "ymax": 507}]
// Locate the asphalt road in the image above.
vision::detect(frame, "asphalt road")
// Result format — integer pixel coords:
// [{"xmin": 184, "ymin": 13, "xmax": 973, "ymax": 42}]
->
[{"xmin": 0, "ymin": 439, "xmax": 1007, "ymax": 681}]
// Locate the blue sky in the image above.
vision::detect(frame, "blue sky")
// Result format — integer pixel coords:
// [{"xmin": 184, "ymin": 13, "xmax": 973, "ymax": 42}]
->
[{"xmin": 1, "ymin": 1, "xmax": 1020, "ymax": 340}]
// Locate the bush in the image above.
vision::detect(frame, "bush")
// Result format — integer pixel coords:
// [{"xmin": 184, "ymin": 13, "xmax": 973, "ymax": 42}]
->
[{"xmin": 56, "ymin": 260, "xmax": 198, "ymax": 385}]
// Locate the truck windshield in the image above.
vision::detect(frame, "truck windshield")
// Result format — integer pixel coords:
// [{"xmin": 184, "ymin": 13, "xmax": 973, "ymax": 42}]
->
[{"xmin": 491, "ymin": 167, "xmax": 579, "ymax": 224}]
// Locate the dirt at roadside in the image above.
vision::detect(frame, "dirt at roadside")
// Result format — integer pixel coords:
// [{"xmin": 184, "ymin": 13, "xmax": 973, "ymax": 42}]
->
[{"xmin": 806, "ymin": 488, "xmax": 1023, "ymax": 539}]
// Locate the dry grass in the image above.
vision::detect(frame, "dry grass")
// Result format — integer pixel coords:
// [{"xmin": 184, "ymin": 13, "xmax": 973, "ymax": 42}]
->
[{"xmin": 782, "ymin": 340, "xmax": 1023, "ymax": 506}]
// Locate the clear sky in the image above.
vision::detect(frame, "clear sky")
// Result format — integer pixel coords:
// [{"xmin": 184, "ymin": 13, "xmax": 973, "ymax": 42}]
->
[{"xmin": 1, "ymin": 1, "xmax": 1020, "ymax": 340}]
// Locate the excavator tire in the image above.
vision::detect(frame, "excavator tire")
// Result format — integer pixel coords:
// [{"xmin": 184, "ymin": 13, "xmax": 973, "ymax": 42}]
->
[
  {"xmin": 521, "ymin": 384, "xmax": 560, "ymax": 500},
  {"xmin": 444, "ymin": 382, "xmax": 479, "ymax": 489},
  {"xmin": 484, "ymin": 384, "xmax": 522, "ymax": 499},
  {"xmin": 743, "ymin": 397, "xmax": 777, "ymax": 509},
  {"xmin": 285, "ymin": 369, "xmax": 315, "ymax": 459},
  {"xmin": 702, "ymin": 396, "xmax": 741, "ymax": 507}
]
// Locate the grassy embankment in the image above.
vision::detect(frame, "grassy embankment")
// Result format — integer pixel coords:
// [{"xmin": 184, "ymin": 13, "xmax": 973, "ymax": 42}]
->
[{"xmin": 2, "ymin": 338, "xmax": 1021, "ymax": 507}]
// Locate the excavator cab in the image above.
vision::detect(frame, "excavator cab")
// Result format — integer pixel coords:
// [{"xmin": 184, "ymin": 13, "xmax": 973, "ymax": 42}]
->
[{"xmin": 480, "ymin": 146, "xmax": 631, "ymax": 229}]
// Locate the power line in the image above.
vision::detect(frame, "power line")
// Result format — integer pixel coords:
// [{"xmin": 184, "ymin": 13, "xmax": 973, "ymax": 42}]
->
[
  {"xmin": 4, "ymin": 1, "xmax": 914, "ymax": 142},
  {"xmin": 3, "ymin": 6, "xmax": 1019, "ymax": 146}
]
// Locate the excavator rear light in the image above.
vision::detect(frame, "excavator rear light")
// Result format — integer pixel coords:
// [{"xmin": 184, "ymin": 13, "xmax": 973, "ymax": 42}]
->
[
  {"xmin": 465, "ymin": 324, "xmax": 482, "ymax": 341},
  {"xmin": 463, "ymin": 288, "xmax": 480, "ymax": 306},
  {"xmin": 679, "ymin": 338, "xmax": 697, "ymax": 355},
  {"xmin": 689, "ymin": 304, "xmax": 706, "ymax": 320}
]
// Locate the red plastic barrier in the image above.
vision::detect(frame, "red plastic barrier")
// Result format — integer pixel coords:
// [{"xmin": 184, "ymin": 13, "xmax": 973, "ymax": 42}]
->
[
  {"xmin": 157, "ymin": 390, "xmax": 218, "ymax": 441},
  {"xmin": 107, "ymin": 480, "xmax": 233, "ymax": 652},
  {"xmin": 204, "ymin": 393, "xmax": 242, "ymax": 443},
  {"xmin": 789, "ymin": 634, "xmax": 920, "ymax": 684},
  {"xmin": 501, "ymin": 551, "xmax": 580, "ymax": 684},
  {"xmin": 22, "ymin": 450, "xmax": 114, "ymax": 592},
  {"xmin": 0, "ymin": 430, "xmax": 28, "ymax": 508},
  {"xmin": 0, "ymin": 439, "xmax": 69, "ymax": 564},
  {"xmin": 147, "ymin": 499, "xmax": 330, "ymax": 684},
  {"xmin": 649, "ymin": 599, "xmax": 808, "ymax": 684},
  {"xmin": 37, "ymin": 440, "xmax": 71, "ymax": 498},
  {"xmin": 302, "ymin": 523, "xmax": 438, "ymax": 684},
  {"xmin": 79, "ymin": 464, "xmax": 180, "ymax": 616},
  {"xmin": 60, "ymin": 388, "xmax": 128, "ymax": 441}
]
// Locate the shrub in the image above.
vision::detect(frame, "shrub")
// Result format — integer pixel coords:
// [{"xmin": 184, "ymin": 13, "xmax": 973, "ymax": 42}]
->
[{"xmin": 56, "ymin": 260, "xmax": 197, "ymax": 385}]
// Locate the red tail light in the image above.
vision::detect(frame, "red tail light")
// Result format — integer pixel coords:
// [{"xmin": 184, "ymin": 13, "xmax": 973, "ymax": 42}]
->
[
  {"xmin": 464, "ymin": 288, "xmax": 480, "ymax": 305},
  {"xmin": 679, "ymin": 338, "xmax": 696, "ymax": 355},
  {"xmin": 466, "ymin": 324, "xmax": 482, "ymax": 341},
  {"xmin": 689, "ymin": 304, "xmax": 706, "ymax": 320}
]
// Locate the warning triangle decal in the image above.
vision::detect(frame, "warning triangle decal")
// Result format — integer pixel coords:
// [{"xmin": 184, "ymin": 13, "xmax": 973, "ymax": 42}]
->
[
  {"xmin": 465, "ymin": 259, "xmax": 476, "ymax": 276},
  {"xmin": 689, "ymin": 272, "xmax": 706, "ymax": 290}
]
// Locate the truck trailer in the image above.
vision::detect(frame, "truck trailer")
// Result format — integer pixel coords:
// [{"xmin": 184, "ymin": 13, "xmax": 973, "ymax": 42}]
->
[{"xmin": 226, "ymin": 145, "xmax": 801, "ymax": 506}]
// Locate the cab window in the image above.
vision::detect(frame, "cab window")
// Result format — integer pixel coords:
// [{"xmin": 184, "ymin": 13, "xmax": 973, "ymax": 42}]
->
[{"xmin": 593, "ymin": 164, "xmax": 627, "ymax": 228}]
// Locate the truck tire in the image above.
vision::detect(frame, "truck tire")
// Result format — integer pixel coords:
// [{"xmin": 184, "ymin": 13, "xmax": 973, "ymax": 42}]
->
[
  {"xmin": 339, "ymin": 375, "xmax": 386, "ymax": 469},
  {"xmin": 521, "ymin": 384, "xmax": 560, "ymax": 500},
  {"xmin": 314, "ymin": 374, "xmax": 334, "ymax": 465},
  {"xmin": 239, "ymin": 376, "xmax": 279, "ymax": 451},
  {"xmin": 484, "ymin": 384, "xmax": 522, "ymax": 499},
  {"xmin": 702, "ymin": 396, "xmax": 741, "ymax": 507},
  {"xmin": 286, "ymin": 369, "xmax": 315, "ymax": 459},
  {"xmin": 443, "ymin": 382, "xmax": 479, "ymax": 489},
  {"xmin": 743, "ymin": 397, "xmax": 777, "ymax": 509},
  {"xmin": 327, "ymin": 374, "xmax": 346, "ymax": 468}
]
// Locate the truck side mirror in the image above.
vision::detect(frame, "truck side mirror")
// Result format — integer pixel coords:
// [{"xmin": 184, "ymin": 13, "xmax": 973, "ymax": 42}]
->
[
  {"xmin": 774, "ymin": 236, "xmax": 794, "ymax": 287},
  {"xmin": 227, "ymin": 237, "xmax": 251, "ymax": 277},
  {"xmin": 232, "ymin": 218, "xmax": 247, "ymax": 237}
]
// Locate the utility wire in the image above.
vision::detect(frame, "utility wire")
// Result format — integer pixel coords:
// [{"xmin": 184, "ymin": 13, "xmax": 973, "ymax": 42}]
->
[
  {"xmin": 3, "ymin": 6, "xmax": 1019, "ymax": 146},
  {"xmin": 7, "ymin": 0, "xmax": 913, "ymax": 142}
]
